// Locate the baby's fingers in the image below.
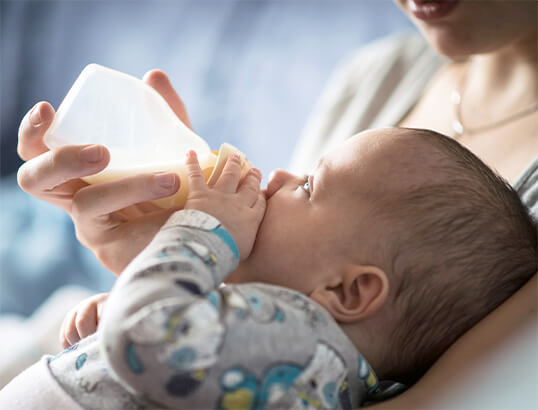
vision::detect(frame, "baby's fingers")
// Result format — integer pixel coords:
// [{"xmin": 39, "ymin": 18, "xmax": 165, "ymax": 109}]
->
[
  {"xmin": 238, "ymin": 168, "xmax": 262, "ymax": 207},
  {"xmin": 60, "ymin": 308, "xmax": 81, "ymax": 349},
  {"xmin": 185, "ymin": 150, "xmax": 207, "ymax": 192},
  {"xmin": 214, "ymin": 154, "xmax": 242, "ymax": 193},
  {"xmin": 59, "ymin": 309, "xmax": 72, "ymax": 349},
  {"xmin": 253, "ymin": 191, "xmax": 267, "ymax": 219},
  {"xmin": 75, "ymin": 300, "xmax": 99, "ymax": 340}
]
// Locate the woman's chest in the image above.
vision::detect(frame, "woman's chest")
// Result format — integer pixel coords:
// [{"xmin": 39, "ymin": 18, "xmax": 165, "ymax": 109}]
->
[{"xmin": 398, "ymin": 65, "xmax": 538, "ymax": 183}]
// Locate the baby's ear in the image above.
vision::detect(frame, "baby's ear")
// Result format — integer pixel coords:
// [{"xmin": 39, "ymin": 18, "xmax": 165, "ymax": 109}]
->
[{"xmin": 309, "ymin": 265, "xmax": 389, "ymax": 323}]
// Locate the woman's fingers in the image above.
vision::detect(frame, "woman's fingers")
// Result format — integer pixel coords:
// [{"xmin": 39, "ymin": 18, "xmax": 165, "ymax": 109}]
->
[
  {"xmin": 37, "ymin": 180, "xmax": 90, "ymax": 212},
  {"xmin": 71, "ymin": 172, "xmax": 179, "ymax": 220},
  {"xmin": 17, "ymin": 144, "xmax": 109, "ymax": 194},
  {"xmin": 214, "ymin": 154, "xmax": 242, "ymax": 193},
  {"xmin": 238, "ymin": 168, "xmax": 263, "ymax": 206},
  {"xmin": 143, "ymin": 69, "xmax": 193, "ymax": 130},
  {"xmin": 17, "ymin": 101, "xmax": 56, "ymax": 161}
]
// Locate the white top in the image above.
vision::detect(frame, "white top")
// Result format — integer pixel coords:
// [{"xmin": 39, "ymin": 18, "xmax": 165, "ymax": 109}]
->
[{"xmin": 0, "ymin": 356, "xmax": 83, "ymax": 410}]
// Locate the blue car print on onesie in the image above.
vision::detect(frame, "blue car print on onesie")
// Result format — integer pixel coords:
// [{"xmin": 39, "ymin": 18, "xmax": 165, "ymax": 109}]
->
[
  {"xmin": 218, "ymin": 342, "xmax": 349, "ymax": 409},
  {"xmin": 218, "ymin": 364, "xmax": 302, "ymax": 410}
]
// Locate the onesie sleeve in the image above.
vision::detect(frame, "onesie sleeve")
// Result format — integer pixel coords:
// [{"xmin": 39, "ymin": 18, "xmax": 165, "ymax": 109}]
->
[{"xmin": 99, "ymin": 209, "xmax": 369, "ymax": 409}]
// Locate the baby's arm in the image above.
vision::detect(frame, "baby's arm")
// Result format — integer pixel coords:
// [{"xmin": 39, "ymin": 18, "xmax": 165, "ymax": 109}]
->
[
  {"xmin": 97, "ymin": 153, "xmax": 370, "ymax": 409},
  {"xmin": 59, "ymin": 292, "xmax": 109, "ymax": 349},
  {"xmin": 97, "ymin": 153, "xmax": 267, "ymax": 405},
  {"xmin": 98, "ymin": 211, "xmax": 364, "ymax": 409}
]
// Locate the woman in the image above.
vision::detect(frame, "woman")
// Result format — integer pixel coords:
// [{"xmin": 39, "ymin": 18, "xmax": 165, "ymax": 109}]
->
[{"xmin": 16, "ymin": 0, "xmax": 537, "ymax": 406}]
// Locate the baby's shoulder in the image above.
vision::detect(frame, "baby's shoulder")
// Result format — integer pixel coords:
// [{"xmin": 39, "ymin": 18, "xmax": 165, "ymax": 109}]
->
[{"xmin": 220, "ymin": 282, "xmax": 334, "ymax": 330}]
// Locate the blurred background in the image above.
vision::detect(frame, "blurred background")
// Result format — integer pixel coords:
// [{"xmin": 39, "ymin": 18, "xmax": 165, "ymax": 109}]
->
[
  {"xmin": 1, "ymin": 0, "xmax": 414, "ymax": 317},
  {"xmin": 2, "ymin": 4, "xmax": 537, "ymax": 405}
]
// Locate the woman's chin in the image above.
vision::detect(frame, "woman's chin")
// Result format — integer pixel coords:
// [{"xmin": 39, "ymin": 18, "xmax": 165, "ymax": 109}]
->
[{"xmin": 419, "ymin": 26, "xmax": 477, "ymax": 59}]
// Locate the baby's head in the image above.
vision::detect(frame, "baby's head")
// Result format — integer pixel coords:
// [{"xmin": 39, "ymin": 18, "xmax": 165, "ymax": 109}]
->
[{"xmin": 230, "ymin": 128, "xmax": 537, "ymax": 384}]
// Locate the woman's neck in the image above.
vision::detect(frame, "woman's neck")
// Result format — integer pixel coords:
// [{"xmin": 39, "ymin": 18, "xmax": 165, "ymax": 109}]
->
[{"xmin": 465, "ymin": 29, "xmax": 538, "ymax": 111}]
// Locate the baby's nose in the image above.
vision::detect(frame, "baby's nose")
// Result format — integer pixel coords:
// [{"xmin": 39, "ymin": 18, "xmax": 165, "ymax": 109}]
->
[{"xmin": 265, "ymin": 169, "xmax": 293, "ymax": 199}]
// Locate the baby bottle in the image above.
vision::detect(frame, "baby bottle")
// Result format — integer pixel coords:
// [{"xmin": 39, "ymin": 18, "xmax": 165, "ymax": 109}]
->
[{"xmin": 43, "ymin": 64, "xmax": 252, "ymax": 208}]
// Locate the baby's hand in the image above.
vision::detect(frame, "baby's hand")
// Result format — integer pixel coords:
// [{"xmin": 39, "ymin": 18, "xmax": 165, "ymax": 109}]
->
[
  {"xmin": 184, "ymin": 150, "xmax": 266, "ymax": 260},
  {"xmin": 59, "ymin": 292, "xmax": 109, "ymax": 349}
]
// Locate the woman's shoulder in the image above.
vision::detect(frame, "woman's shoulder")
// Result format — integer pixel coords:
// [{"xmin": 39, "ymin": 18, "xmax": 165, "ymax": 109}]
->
[
  {"xmin": 349, "ymin": 32, "xmax": 432, "ymax": 59},
  {"xmin": 332, "ymin": 32, "xmax": 443, "ymax": 82}
]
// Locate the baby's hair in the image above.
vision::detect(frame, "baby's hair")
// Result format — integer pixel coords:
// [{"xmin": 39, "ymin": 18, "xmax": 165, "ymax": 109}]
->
[{"xmin": 378, "ymin": 129, "xmax": 537, "ymax": 385}]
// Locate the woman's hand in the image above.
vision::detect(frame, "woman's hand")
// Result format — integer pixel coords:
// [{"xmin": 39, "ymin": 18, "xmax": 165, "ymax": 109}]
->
[
  {"xmin": 59, "ymin": 292, "xmax": 109, "ymax": 349},
  {"xmin": 184, "ymin": 151, "xmax": 266, "ymax": 260},
  {"xmin": 17, "ymin": 70, "xmax": 192, "ymax": 275}
]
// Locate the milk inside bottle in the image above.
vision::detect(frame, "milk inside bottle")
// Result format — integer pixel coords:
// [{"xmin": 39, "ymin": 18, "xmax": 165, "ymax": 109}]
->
[{"xmin": 43, "ymin": 64, "xmax": 251, "ymax": 208}]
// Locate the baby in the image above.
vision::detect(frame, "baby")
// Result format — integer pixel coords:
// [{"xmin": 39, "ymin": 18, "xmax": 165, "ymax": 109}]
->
[{"xmin": 3, "ymin": 128, "xmax": 536, "ymax": 409}]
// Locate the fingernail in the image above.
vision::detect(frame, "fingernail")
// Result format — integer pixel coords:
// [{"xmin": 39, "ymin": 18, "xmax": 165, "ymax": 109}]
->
[
  {"xmin": 80, "ymin": 145, "xmax": 103, "ymax": 163},
  {"xmin": 252, "ymin": 168, "xmax": 262, "ymax": 178},
  {"xmin": 155, "ymin": 172, "xmax": 177, "ymax": 190},
  {"xmin": 231, "ymin": 154, "xmax": 240, "ymax": 162},
  {"xmin": 30, "ymin": 105, "xmax": 42, "ymax": 127},
  {"xmin": 187, "ymin": 150, "xmax": 197, "ymax": 159}
]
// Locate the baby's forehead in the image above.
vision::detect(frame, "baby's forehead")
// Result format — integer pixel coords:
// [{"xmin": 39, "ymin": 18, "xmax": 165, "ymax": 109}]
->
[
  {"xmin": 349, "ymin": 128, "xmax": 431, "ymax": 157},
  {"xmin": 332, "ymin": 129, "xmax": 445, "ymax": 192}
]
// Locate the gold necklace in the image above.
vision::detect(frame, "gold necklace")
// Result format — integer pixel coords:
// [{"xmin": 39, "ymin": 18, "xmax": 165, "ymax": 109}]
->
[{"xmin": 451, "ymin": 64, "xmax": 538, "ymax": 138}]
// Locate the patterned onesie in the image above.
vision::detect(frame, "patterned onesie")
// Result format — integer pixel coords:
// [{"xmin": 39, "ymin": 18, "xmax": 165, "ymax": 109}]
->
[{"xmin": 47, "ymin": 210, "xmax": 390, "ymax": 409}]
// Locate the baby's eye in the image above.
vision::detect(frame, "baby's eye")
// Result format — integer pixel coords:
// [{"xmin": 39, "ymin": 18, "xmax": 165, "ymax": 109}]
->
[{"xmin": 300, "ymin": 176, "xmax": 311, "ymax": 195}]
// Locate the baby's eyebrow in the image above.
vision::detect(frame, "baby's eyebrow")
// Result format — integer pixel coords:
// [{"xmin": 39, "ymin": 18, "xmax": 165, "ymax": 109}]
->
[
  {"xmin": 310, "ymin": 158, "xmax": 326, "ymax": 195},
  {"xmin": 314, "ymin": 158, "xmax": 325, "ymax": 172}
]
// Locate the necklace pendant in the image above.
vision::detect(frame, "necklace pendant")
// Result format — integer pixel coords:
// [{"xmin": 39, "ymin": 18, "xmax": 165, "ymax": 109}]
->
[
  {"xmin": 451, "ymin": 62, "xmax": 538, "ymax": 138},
  {"xmin": 452, "ymin": 118, "xmax": 464, "ymax": 137}
]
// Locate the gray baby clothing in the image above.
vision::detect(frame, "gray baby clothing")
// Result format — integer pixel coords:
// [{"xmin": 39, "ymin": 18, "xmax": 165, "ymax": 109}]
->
[{"xmin": 45, "ymin": 210, "xmax": 381, "ymax": 409}]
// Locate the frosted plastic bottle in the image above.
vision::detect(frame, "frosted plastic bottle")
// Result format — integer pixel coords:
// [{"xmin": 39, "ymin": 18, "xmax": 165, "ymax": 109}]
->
[{"xmin": 43, "ymin": 64, "xmax": 251, "ymax": 208}]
